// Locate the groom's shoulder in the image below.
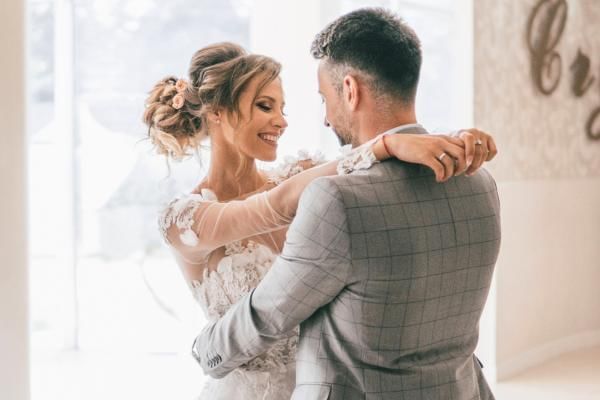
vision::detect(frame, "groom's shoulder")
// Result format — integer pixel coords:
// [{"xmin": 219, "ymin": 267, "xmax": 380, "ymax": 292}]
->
[
  {"xmin": 303, "ymin": 161, "xmax": 428, "ymax": 209},
  {"xmin": 320, "ymin": 161, "xmax": 498, "ymax": 209},
  {"xmin": 328, "ymin": 159, "xmax": 432, "ymax": 191}
]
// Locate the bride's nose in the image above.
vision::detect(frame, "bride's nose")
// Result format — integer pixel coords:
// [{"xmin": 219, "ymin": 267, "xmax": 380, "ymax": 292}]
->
[{"xmin": 273, "ymin": 113, "xmax": 288, "ymax": 132}]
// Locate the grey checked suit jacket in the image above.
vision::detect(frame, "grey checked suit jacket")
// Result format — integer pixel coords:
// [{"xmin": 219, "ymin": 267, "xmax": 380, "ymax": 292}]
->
[{"xmin": 193, "ymin": 126, "xmax": 501, "ymax": 400}]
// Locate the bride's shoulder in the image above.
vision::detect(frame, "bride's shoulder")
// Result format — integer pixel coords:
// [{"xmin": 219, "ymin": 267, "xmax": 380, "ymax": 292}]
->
[
  {"xmin": 265, "ymin": 149, "xmax": 327, "ymax": 185},
  {"xmin": 158, "ymin": 189, "xmax": 217, "ymax": 246},
  {"xmin": 160, "ymin": 189, "xmax": 217, "ymax": 220}
]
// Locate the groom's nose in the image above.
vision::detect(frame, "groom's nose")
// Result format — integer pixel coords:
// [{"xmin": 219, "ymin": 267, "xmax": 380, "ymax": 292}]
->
[{"xmin": 324, "ymin": 116, "xmax": 330, "ymax": 127}]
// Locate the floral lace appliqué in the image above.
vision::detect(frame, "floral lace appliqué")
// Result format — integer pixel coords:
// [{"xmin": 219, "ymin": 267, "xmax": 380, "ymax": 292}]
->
[
  {"xmin": 191, "ymin": 240, "xmax": 273, "ymax": 320},
  {"xmin": 158, "ymin": 189, "xmax": 217, "ymax": 247},
  {"xmin": 190, "ymin": 240, "xmax": 298, "ymax": 372},
  {"xmin": 267, "ymin": 149, "xmax": 326, "ymax": 185},
  {"xmin": 337, "ymin": 143, "xmax": 379, "ymax": 175}
]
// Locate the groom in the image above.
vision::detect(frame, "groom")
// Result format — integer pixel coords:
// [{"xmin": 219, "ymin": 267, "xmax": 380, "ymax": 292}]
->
[{"xmin": 193, "ymin": 8, "xmax": 501, "ymax": 400}]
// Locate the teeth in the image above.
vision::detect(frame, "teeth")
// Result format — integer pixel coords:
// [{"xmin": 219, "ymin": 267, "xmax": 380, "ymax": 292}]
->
[{"xmin": 260, "ymin": 134, "xmax": 279, "ymax": 143}]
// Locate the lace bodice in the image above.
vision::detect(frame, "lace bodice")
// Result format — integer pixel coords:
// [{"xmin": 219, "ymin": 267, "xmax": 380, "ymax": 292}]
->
[
  {"xmin": 191, "ymin": 240, "xmax": 273, "ymax": 319},
  {"xmin": 192, "ymin": 239, "xmax": 298, "ymax": 372}
]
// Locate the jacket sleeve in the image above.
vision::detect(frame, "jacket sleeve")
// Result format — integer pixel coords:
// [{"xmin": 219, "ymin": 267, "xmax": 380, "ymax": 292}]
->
[{"xmin": 191, "ymin": 177, "xmax": 352, "ymax": 378}]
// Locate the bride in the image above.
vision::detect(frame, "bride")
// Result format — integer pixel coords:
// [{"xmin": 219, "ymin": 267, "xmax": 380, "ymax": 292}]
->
[{"xmin": 143, "ymin": 42, "xmax": 495, "ymax": 399}]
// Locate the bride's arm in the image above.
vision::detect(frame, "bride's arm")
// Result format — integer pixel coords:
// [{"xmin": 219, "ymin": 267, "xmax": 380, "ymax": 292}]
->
[
  {"xmin": 163, "ymin": 162, "xmax": 338, "ymax": 256},
  {"xmin": 164, "ymin": 131, "xmax": 494, "ymax": 255},
  {"xmin": 269, "ymin": 131, "xmax": 479, "ymax": 219},
  {"xmin": 161, "ymin": 148, "xmax": 360, "ymax": 255},
  {"xmin": 251, "ymin": 128, "xmax": 498, "ymax": 252}
]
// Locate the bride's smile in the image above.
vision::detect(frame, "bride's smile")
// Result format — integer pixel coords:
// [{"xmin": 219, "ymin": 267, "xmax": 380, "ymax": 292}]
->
[{"xmin": 258, "ymin": 132, "xmax": 281, "ymax": 146}]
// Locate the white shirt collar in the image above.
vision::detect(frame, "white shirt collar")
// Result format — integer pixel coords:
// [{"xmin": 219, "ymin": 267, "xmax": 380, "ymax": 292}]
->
[
  {"xmin": 356, "ymin": 123, "xmax": 427, "ymax": 150},
  {"xmin": 379, "ymin": 123, "xmax": 425, "ymax": 136}
]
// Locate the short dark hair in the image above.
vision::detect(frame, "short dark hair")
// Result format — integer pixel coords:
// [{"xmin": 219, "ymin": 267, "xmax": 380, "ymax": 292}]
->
[{"xmin": 311, "ymin": 8, "xmax": 422, "ymax": 103}]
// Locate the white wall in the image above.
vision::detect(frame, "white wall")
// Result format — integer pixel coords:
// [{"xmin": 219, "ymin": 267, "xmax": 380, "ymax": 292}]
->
[
  {"xmin": 0, "ymin": 0, "xmax": 30, "ymax": 398},
  {"xmin": 495, "ymin": 179, "xmax": 600, "ymax": 378},
  {"xmin": 474, "ymin": 0, "xmax": 600, "ymax": 379}
]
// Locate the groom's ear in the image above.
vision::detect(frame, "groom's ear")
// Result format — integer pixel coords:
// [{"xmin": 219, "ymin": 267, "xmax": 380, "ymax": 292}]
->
[{"xmin": 342, "ymin": 74, "xmax": 360, "ymax": 111}]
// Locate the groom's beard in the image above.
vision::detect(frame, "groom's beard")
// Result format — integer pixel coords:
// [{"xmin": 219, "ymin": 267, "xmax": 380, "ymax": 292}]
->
[
  {"xmin": 332, "ymin": 120, "xmax": 354, "ymax": 147},
  {"xmin": 335, "ymin": 130, "xmax": 350, "ymax": 146}
]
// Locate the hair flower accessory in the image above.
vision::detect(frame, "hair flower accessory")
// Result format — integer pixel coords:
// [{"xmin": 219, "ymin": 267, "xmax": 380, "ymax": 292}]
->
[
  {"xmin": 172, "ymin": 94, "xmax": 185, "ymax": 110},
  {"xmin": 175, "ymin": 79, "xmax": 187, "ymax": 93}
]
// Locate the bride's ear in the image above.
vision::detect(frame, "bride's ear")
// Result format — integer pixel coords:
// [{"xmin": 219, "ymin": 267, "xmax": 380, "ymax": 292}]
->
[{"xmin": 207, "ymin": 109, "xmax": 222, "ymax": 125}]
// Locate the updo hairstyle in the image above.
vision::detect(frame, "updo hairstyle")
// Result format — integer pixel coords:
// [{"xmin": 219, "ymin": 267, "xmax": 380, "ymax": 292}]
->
[{"xmin": 143, "ymin": 42, "xmax": 282, "ymax": 160}]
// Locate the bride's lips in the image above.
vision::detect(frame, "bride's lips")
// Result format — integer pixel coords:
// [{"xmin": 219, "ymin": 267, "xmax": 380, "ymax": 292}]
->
[{"xmin": 258, "ymin": 132, "xmax": 281, "ymax": 147}]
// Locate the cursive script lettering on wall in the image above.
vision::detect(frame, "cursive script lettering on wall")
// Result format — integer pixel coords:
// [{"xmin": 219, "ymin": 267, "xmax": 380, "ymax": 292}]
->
[
  {"xmin": 526, "ymin": 0, "xmax": 568, "ymax": 95},
  {"xmin": 570, "ymin": 49, "xmax": 595, "ymax": 97},
  {"xmin": 587, "ymin": 107, "xmax": 600, "ymax": 140},
  {"xmin": 527, "ymin": 0, "xmax": 600, "ymax": 141}
]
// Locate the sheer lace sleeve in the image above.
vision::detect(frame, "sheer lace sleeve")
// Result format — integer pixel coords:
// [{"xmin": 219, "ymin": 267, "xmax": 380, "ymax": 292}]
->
[
  {"xmin": 159, "ymin": 190, "xmax": 291, "ymax": 255},
  {"xmin": 267, "ymin": 149, "xmax": 326, "ymax": 185},
  {"xmin": 159, "ymin": 143, "xmax": 380, "ymax": 256}
]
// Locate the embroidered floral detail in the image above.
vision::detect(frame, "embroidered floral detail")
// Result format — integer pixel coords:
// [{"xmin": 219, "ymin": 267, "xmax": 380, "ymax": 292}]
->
[
  {"xmin": 199, "ymin": 349, "xmax": 296, "ymax": 399},
  {"xmin": 240, "ymin": 332, "xmax": 298, "ymax": 372},
  {"xmin": 158, "ymin": 192, "xmax": 207, "ymax": 246},
  {"xmin": 190, "ymin": 240, "xmax": 298, "ymax": 372},
  {"xmin": 224, "ymin": 240, "xmax": 245, "ymax": 256},
  {"xmin": 336, "ymin": 143, "xmax": 379, "ymax": 175},
  {"xmin": 267, "ymin": 150, "xmax": 326, "ymax": 185}
]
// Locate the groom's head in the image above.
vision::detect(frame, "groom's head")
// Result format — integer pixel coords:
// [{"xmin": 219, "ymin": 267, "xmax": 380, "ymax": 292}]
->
[{"xmin": 311, "ymin": 8, "xmax": 422, "ymax": 146}]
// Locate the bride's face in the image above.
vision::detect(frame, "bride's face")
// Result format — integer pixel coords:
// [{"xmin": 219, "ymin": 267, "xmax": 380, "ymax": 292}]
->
[{"xmin": 221, "ymin": 74, "xmax": 288, "ymax": 162}]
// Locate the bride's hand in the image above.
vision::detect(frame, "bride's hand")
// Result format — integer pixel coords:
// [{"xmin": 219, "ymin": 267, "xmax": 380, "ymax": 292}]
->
[
  {"xmin": 454, "ymin": 128, "xmax": 498, "ymax": 176},
  {"xmin": 379, "ymin": 134, "xmax": 466, "ymax": 182},
  {"xmin": 373, "ymin": 131, "xmax": 496, "ymax": 182}
]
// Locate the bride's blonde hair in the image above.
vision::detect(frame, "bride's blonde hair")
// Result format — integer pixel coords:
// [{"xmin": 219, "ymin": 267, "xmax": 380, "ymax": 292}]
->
[{"xmin": 143, "ymin": 42, "xmax": 282, "ymax": 161}]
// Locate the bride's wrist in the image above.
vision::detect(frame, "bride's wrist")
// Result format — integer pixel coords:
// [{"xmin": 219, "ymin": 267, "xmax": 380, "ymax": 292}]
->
[{"xmin": 372, "ymin": 134, "xmax": 393, "ymax": 161}]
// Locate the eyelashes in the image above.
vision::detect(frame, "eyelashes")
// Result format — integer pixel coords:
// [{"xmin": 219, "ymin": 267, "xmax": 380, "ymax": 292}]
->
[
  {"xmin": 257, "ymin": 103, "xmax": 272, "ymax": 112},
  {"xmin": 256, "ymin": 102, "xmax": 287, "ymax": 116}
]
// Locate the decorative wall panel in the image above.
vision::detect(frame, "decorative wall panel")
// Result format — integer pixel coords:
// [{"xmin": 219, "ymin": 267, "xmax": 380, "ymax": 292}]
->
[{"xmin": 475, "ymin": 0, "xmax": 600, "ymax": 180}]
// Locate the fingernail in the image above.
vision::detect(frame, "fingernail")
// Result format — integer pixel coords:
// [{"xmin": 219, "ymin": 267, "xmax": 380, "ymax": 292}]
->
[{"xmin": 467, "ymin": 157, "xmax": 473, "ymax": 166}]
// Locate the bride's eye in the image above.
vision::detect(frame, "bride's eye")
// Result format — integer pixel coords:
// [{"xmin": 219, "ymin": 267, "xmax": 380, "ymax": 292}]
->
[{"xmin": 257, "ymin": 103, "xmax": 272, "ymax": 112}]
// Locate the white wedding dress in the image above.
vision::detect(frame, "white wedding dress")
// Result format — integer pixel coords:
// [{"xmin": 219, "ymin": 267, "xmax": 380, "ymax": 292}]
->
[
  {"xmin": 158, "ymin": 148, "xmax": 377, "ymax": 400},
  {"xmin": 190, "ymin": 238, "xmax": 298, "ymax": 399}
]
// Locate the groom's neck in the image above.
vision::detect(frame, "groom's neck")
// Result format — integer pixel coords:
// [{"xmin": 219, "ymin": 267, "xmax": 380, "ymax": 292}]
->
[{"xmin": 352, "ymin": 107, "xmax": 418, "ymax": 146}]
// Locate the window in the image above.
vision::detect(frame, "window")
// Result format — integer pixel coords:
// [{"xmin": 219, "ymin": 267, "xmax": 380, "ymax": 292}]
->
[{"xmin": 28, "ymin": 1, "xmax": 253, "ymax": 398}]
